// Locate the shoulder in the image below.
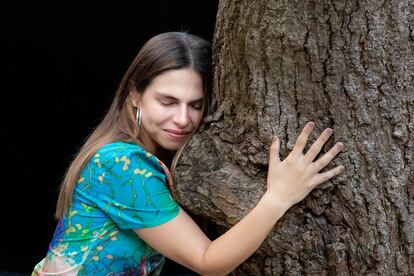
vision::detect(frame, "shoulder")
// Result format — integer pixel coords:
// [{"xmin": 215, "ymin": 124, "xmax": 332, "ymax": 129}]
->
[
  {"xmin": 76, "ymin": 141, "xmax": 179, "ymax": 230},
  {"xmin": 95, "ymin": 141, "xmax": 163, "ymax": 173},
  {"xmin": 79, "ymin": 141, "xmax": 170, "ymax": 194}
]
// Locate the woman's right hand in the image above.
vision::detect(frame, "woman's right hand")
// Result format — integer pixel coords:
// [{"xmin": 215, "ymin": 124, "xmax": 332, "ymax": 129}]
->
[
  {"xmin": 265, "ymin": 121, "xmax": 345, "ymax": 211},
  {"xmin": 136, "ymin": 121, "xmax": 341, "ymax": 276}
]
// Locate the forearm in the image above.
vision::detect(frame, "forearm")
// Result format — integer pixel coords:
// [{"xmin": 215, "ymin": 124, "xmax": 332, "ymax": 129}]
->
[{"xmin": 200, "ymin": 192, "xmax": 288, "ymax": 275}]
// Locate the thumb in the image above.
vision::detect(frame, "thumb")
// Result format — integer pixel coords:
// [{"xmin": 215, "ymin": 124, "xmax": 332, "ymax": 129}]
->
[{"xmin": 269, "ymin": 135, "xmax": 281, "ymax": 164}]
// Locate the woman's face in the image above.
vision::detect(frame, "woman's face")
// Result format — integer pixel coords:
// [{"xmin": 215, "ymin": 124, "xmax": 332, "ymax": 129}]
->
[{"xmin": 131, "ymin": 68, "xmax": 204, "ymax": 154}]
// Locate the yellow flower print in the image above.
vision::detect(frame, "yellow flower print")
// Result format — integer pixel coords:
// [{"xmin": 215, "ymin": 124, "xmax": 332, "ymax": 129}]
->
[
  {"xmin": 81, "ymin": 246, "xmax": 88, "ymax": 252},
  {"xmin": 146, "ymin": 152, "xmax": 152, "ymax": 157},
  {"xmin": 106, "ymin": 255, "xmax": 113, "ymax": 260},
  {"xmin": 65, "ymin": 226, "xmax": 76, "ymax": 233},
  {"xmin": 134, "ymin": 168, "xmax": 147, "ymax": 175},
  {"xmin": 98, "ymin": 172, "xmax": 106, "ymax": 184},
  {"xmin": 145, "ymin": 172, "xmax": 153, "ymax": 177},
  {"xmin": 109, "ymin": 230, "xmax": 119, "ymax": 237},
  {"xmin": 92, "ymin": 256, "xmax": 99, "ymax": 261},
  {"xmin": 78, "ymin": 177, "xmax": 85, "ymax": 183},
  {"xmin": 93, "ymin": 158, "xmax": 102, "ymax": 168},
  {"xmin": 52, "ymin": 242, "xmax": 68, "ymax": 254},
  {"xmin": 81, "ymin": 202, "xmax": 95, "ymax": 213},
  {"xmin": 75, "ymin": 224, "xmax": 82, "ymax": 230},
  {"xmin": 119, "ymin": 155, "xmax": 131, "ymax": 171},
  {"xmin": 97, "ymin": 246, "xmax": 103, "ymax": 251},
  {"xmin": 94, "ymin": 154, "xmax": 100, "ymax": 158},
  {"xmin": 115, "ymin": 157, "xmax": 120, "ymax": 163},
  {"xmin": 69, "ymin": 211, "xmax": 78, "ymax": 218},
  {"xmin": 111, "ymin": 236, "xmax": 118, "ymax": 241}
]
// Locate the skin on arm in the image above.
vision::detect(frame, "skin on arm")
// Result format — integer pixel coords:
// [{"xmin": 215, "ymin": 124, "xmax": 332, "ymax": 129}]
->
[{"xmin": 136, "ymin": 122, "xmax": 345, "ymax": 275}]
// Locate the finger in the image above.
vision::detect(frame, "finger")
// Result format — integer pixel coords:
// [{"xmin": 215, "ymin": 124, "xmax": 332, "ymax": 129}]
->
[
  {"xmin": 291, "ymin": 121, "xmax": 315, "ymax": 156},
  {"xmin": 269, "ymin": 135, "xmax": 281, "ymax": 164},
  {"xmin": 310, "ymin": 165, "xmax": 345, "ymax": 187},
  {"xmin": 304, "ymin": 128, "xmax": 333, "ymax": 163},
  {"xmin": 313, "ymin": 142, "xmax": 344, "ymax": 172}
]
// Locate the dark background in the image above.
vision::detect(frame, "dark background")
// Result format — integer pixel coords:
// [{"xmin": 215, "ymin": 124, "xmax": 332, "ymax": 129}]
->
[{"xmin": 0, "ymin": 1, "xmax": 218, "ymax": 274}]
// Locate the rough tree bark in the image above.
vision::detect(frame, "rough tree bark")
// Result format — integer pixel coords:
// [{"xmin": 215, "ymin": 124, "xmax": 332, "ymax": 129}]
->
[{"xmin": 175, "ymin": 0, "xmax": 414, "ymax": 275}]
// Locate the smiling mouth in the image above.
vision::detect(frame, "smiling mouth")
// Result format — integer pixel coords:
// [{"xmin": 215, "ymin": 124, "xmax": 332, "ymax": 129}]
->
[{"xmin": 164, "ymin": 130, "xmax": 191, "ymax": 140}]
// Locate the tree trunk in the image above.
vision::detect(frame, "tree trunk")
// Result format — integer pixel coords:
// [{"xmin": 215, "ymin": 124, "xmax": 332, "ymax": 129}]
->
[{"xmin": 175, "ymin": 0, "xmax": 414, "ymax": 275}]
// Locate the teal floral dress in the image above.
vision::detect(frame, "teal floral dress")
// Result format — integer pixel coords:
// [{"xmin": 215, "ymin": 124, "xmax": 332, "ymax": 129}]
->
[{"xmin": 32, "ymin": 141, "xmax": 180, "ymax": 275}]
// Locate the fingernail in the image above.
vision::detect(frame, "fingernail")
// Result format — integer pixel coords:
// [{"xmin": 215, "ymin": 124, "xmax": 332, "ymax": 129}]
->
[
  {"xmin": 308, "ymin": 121, "xmax": 315, "ymax": 127},
  {"xmin": 337, "ymin": 142, "xmax": 344, "ymax": 149},
  {"xmin": 326, "ymin": 128, "xmax": 333, "ymax": 135}
]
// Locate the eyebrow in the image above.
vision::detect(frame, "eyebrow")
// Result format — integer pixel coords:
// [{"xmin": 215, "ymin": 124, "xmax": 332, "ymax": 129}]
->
[{"xmin": 155, "ymin": 92, "xmax": 204, "ymax": 103}]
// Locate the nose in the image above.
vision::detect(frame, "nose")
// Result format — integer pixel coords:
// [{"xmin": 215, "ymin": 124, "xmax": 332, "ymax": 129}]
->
[{"xmin": 172, "ymin": 105, "xmax": 190, "ymax": 127}]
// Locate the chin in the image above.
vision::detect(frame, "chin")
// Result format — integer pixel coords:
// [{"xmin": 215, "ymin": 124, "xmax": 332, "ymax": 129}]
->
[{"xmin": 157, "ymin": 140, "xmax": 183, "ymax": 152}]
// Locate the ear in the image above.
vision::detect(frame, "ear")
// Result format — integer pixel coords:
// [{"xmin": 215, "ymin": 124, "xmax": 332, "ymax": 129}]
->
[{"xmin": 129, "ymin": 87, "xmax": 140, "ymax": 108}]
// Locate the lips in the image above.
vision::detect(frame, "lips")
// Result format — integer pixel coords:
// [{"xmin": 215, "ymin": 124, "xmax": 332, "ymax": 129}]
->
[{"xmin": 164, "ymin": 129, "xmax": 192, "ymax": 140}]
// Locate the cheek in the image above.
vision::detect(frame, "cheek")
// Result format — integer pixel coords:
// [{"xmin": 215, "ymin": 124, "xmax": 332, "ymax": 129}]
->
[
  {"xmin": 144, "ymin": 112, "xmax": 169, "ymax": 126},
  {"xmin": 142, "ymin": 105, "xmax": 170, "ymax": 126},
  {"xmin": 191, "ymin": 110, "xmax": 203, "ymax": 126}
]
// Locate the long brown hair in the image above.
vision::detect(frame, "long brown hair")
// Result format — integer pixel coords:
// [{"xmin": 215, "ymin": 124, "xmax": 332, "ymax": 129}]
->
[{"xmin": 55, "ymin": 32, "xmax": 212, "ymax": 218}]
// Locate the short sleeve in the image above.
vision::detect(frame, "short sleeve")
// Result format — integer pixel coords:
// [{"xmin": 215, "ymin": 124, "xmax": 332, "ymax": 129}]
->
[{"xmin": 83, "ymin": 143, "xmax": 180, "ymax": 229}]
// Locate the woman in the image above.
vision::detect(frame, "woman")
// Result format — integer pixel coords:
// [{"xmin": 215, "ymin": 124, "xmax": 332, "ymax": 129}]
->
[{"xmin": 33, "ymin": 32, "xmax": 345, "ymax": 275}]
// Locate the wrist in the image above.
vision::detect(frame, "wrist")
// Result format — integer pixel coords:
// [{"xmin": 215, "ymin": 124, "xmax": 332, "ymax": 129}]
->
[{"xmin": 258, "ymin": 191, "xmax": 290, "ymax": 220}]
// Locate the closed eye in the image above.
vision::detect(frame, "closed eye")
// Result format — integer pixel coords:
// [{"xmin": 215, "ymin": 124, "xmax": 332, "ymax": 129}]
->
[
  {"xmin": 191, "ymin": 103, "xmax": 202, "ymax": 110},
  {"xmin": 159, "ymin": 100, "xmax": 176, "ymax": 106},
  {"xmin": 157, "ymin": 94, "xmax": 203, "ymax": 109}
]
